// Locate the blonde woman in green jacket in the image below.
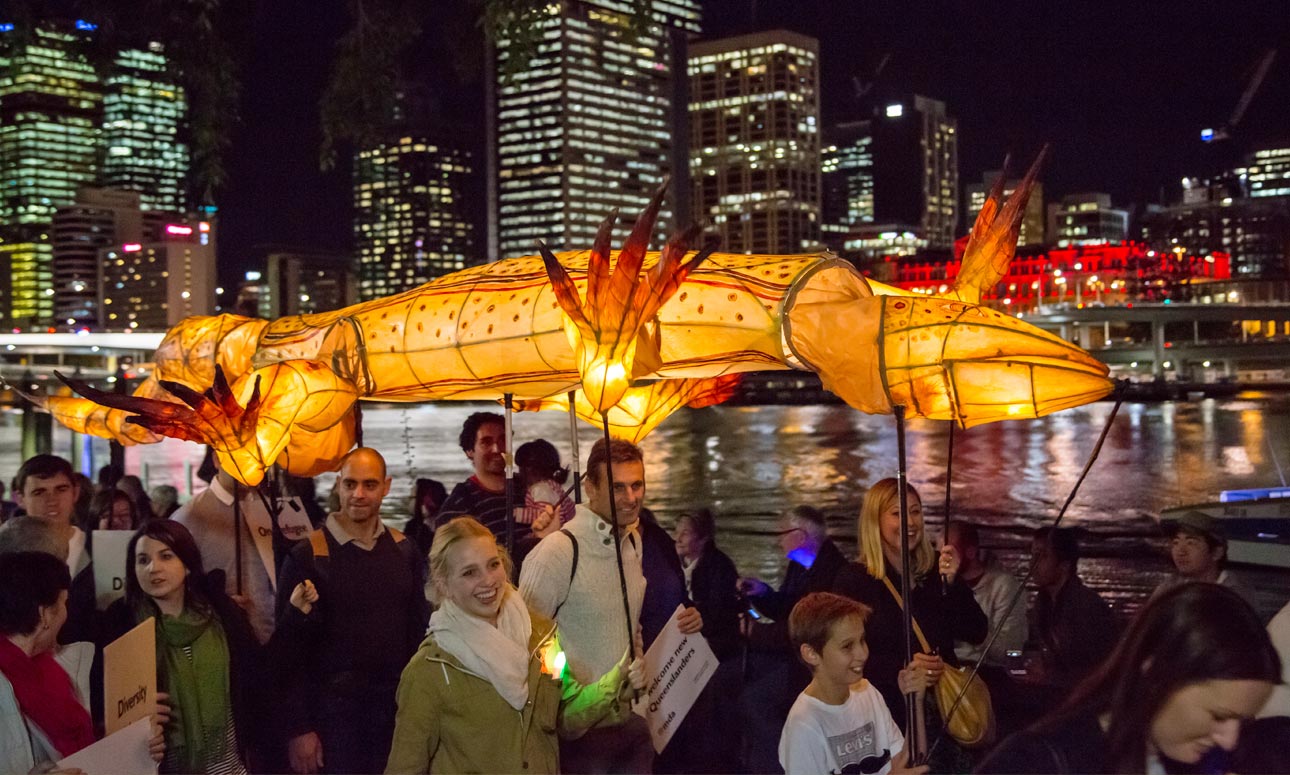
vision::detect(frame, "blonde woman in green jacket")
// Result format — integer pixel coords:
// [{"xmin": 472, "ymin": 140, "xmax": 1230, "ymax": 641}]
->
[{"xmin": 386, "ymin": 516, "xmax": 643, "ymax": 775}]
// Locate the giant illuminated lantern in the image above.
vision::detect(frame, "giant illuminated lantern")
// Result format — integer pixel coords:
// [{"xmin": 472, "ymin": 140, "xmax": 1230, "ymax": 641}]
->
[{"xmin": 43, "ymin": 158, "xmax": 1112, "ymax": 485}]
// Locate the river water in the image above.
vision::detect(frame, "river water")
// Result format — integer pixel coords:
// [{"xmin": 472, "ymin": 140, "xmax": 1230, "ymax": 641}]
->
[{"xmin": 5, "ymin": 393, "xmax": 1289, "ymax": 621}]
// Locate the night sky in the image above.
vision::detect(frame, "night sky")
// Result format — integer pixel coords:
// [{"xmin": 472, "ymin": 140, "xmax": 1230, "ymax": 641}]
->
[{"xmin": 216, "ymin": 1, "xmax": 1290, "ymax": 287}]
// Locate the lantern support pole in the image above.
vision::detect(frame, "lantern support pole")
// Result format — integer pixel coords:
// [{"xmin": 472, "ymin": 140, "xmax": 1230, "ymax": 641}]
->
[
  {"xmin": 232, "ymin": 482, "xmax": 244, "ymax": 596},
  {"xmin": 927, "ymin": 396, "xmax": 1125, "ymax": 759},
  {"xmin": 601, "ymin": 414, "xmax": 636, "ymax": 661},
  {"xmin": 504, "ymin": 392, "xmax": 515, "ymax": 556},
  {"xmin": 894, "ymin": 405, "xmax": 924, "ymax": 763},
  {"xmin": 568, "ymin": 390, "xmax": 582, "ymax": 504},
  {"xmin": 942, "ymin": 421, "xmax": 956, "ymax": 594}
]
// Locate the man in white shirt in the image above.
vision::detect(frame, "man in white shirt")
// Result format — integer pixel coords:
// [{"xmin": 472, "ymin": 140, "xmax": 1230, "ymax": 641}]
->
[{"xmin": 520, "ymin": 437, "xmax": 653, "ymax": 774}]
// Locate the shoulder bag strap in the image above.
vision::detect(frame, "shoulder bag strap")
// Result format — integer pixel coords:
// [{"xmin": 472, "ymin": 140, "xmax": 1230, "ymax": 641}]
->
[{"xmin": 881, "ymin": 574, "xmax": 932, "ymax": 654}]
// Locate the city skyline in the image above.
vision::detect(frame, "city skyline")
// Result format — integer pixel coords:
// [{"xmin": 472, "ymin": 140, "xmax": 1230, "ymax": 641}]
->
[
  {"xmin": 4, "ymin": 4, "xmax": 1288, "ymax": 300},
  {"xmin": 213, "ymin": 3, "xmax": 1287, "ymax": 286}
]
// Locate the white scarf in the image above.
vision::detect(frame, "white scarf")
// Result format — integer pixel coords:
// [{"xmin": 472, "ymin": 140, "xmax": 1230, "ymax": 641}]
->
[{"xmin": 428, "ymin": 586, "xmax": 533, "ymax": 710}]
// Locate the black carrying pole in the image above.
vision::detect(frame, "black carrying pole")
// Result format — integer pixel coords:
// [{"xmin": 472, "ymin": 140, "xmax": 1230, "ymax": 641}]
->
[
  {"xmin": 927, "ymin": 396, "xmax": 1125, "ymax": 758},
  {"xmin": 942, "ymin": 421, "xmax": 956, "ymax": 594},
  {"xmin": 894, "ymin": 405, "xmax": 924, "ymax": 762},
  {"xmin": 232, "ymin": 481, "xmax": 244, "ymax": 596},
  {"xmin": 504, "ymin": 393, "xmax": 515, "ymax": 555},
  {"xmin": 602, "ymin": 415, "xmax": 636, "ymax": 660}
]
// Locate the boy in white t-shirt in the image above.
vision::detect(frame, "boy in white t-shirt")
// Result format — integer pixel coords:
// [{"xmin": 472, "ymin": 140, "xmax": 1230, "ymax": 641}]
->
[{"xmin": 779, "ymin": 592, "xmax": 929, "ymax": 775}]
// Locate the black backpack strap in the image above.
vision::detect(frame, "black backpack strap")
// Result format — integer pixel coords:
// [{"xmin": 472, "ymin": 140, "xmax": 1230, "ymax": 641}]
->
[{"xmin": 554, "ymin": 529, "xmax": 578, "ymax": 617}]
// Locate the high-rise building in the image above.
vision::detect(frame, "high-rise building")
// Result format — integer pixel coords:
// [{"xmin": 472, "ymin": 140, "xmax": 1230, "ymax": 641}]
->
[
  {"xmin": 353, "ymin": 135, "xmax": 477, "ymax": 300},
  {"xmin": 0, "ymin": 22, "xmax": 103, "ymax": 328},
  {"xmin": 821, "ymin": 120, "xmax": 873, "ymax": 253},
  {"xmin": 869, "ymin": 95, "xmax": 959, "ymax": 249},
  {"xmin": 688, "ymin": 30, "xmax": 820, "ymax": 254},
  {"xmin": 493, "ymin": 1, "xmax": 701, "ymax": 259},
  {"xmin": 99, "ymin": 217, "xmax": 215, "ymax": 331},
  {"xmin": 102, "ymin": 42, "xmax": 189, "ymax": 212},
  {"xmin": 1048, "ymin": 193, "xmax": 1129, "ymax": 247},
  {"xmin": 1245, "ymin": 145, "xmax": 1290, "ymax": 198},
  {"xmin": 52, "ymin": 188, "xmax": 167, "ymax": 329},
  {"xmin": 965, "ymin": 171, "xmax": 1045, "ymax": 247},
  {"xmin": 263, "ymin": 248, "xmax": 356, "ymax": 318}
]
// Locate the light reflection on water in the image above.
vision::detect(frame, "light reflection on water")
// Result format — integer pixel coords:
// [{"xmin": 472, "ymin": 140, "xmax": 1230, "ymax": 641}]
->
[{"xmin": 4, "ymin": 395, "xmax": 1288, "ymax": 621}]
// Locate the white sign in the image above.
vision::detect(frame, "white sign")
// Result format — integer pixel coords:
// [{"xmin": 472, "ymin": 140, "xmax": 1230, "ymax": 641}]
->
[
  {"xmin": 91, "ymin": 530, "xmax": 135, "ymax": 610},
  {"xmin": 241, "ymin": 494, "xmax": 312, "ymax": 591},
  {"xmin": 639, "ymin": 605, "xmax": 718, "ymax": 753},
  {"xmin": 57, "ymin": 716, "xmax": 157, "ymax": 775}
]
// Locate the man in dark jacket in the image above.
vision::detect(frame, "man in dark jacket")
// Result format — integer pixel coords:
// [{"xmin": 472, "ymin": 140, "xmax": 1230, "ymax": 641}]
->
[
  {"xmin": 737, "ymin": 505, "xmax": 848, "ymax": 773},
  {"xmin": 276, "ymin": 448, "xmax": 429, "ymax": 775},
  {"xmin": 1030, "ymin": 526, "xmax": 1118, "ymax": 688}
]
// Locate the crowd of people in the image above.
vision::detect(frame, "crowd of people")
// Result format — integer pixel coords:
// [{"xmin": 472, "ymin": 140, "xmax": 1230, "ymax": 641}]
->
[{"xmin": 0, "ymin": 409, "xmax": 1287, "ymax": 774}]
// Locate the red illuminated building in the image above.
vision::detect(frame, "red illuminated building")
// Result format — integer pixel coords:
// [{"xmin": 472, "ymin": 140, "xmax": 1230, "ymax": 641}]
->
[{"xmin": 873, "ymin": 240, "xmax": 1231, "ymax": 311}]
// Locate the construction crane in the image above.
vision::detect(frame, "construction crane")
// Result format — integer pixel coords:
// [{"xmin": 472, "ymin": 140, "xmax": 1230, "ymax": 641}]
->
[{"xmin": 1202, "ymin": 48, "xmax": 1276, "ymax": 143}]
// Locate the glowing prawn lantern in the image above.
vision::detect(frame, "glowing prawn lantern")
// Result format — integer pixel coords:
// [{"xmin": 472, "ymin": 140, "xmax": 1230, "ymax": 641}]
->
[{"xmin": 41, "ymin": 155, "xmax": 1112, "ymax": 485}]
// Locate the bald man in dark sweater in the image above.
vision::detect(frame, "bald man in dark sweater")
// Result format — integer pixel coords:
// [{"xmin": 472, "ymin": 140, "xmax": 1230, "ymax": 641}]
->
[{"xmin": 276, "ymin": 449, "xmax": 429, "ymax": 775}]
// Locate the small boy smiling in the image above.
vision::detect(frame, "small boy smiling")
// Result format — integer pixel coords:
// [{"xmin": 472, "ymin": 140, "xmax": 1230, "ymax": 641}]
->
[{"xmin": 779, "ymin": 592, "xmax": 928, "ymax": 775}]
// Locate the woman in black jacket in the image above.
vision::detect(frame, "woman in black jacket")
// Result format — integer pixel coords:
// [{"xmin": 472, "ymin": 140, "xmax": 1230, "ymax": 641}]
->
[
  {"xmin": 674, "ymin": 507, "xmax": 742, "ymax": 660},
  {"xmin": 833, "ymin": 478, "xmax": 987, "ymax": 771}
]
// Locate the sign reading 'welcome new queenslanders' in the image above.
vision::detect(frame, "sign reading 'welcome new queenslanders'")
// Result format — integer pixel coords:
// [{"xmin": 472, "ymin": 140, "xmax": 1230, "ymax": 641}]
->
[{"xmin": 638, "ymin": 605, "xmax": 717, "ymax": 753}]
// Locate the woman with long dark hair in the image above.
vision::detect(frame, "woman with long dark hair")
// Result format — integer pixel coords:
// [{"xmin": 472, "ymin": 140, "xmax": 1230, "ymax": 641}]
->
[
  {"xmin": 978, "ymin": 583, "xmax": 1281, "ymax": 774},
  {"xmin": 674, "ymin": 508, "xmax": 741, "ymax": 660},
  {"xmin": 102, "ymin": 520, "xmax": 315, "ymax": 774},
  {"xmin": 833, "ymin": 478, "xmax": 987, "ymax": 771}
]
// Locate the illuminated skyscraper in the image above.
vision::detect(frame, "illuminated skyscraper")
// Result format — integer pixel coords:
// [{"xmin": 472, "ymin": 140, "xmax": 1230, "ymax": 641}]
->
[
  {"xmin": 1048, "ymin": 193, "xmax": 1128, "ymax": 247},
  {"xmin": 965, "ymin": 170, "xmax": 1045, "ymax": 247},
  {"xmin": 493, "ymin": 0, "xmax": 701, "ymax": 259},
  {"xmin": 102, "ymin": 42, "xmax": 188, "ymax": 212},
  {"xmin": 0, "ymin": 22, "xmax": 102, "ymax": 328},
  {"xmin": 353, "ymin": 135, "xmax": 478, "ymax": 300},
  {"xmin": 870, "ymin": 95, "xmax": 959, "ymax": 249},
  {"xmin": 99, "ymin": 217, "xmax": 215, "ymax": 331},
  {"xmin": 52, "ymin": 187, "xmax": 168, "ymax": 329},
  {"xmin": 821, "ymin": 120, "xmax": 873, "ymax": 253},
  {"xmin": 689, "ymin": 30, "xmax": 821, "ymax": 254}
]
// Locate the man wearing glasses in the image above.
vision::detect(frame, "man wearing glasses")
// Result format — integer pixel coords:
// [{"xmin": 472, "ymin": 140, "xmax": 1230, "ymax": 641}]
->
[{"xmin": 737, "ymin": 505, "xmax": 849, "ymax": 772}]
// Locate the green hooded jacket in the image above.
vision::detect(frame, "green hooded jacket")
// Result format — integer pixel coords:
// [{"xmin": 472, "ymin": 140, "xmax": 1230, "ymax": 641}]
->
[{"xmin": 385, "ymin": 606, "xmax": 633, "ymax": 774}]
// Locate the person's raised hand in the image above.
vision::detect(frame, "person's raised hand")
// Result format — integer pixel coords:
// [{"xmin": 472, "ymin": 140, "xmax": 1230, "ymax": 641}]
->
[
  {"xmin": 938, "ymin": 543, "xmax": 961, "ymax": 585},
  {"xmin": 531, "ymin": 503, "xmax": 560, "ymax": 538},
  {"xmin": 289, "ymin": 579, "xmax": 319, "ymax": 614},
  {"xmin": 288, "ymin": 731, "xmax": 324, "ymax": 774},
  {"xmin": 737, "ymin": 577, "xmax": 769, "ymax": 597},
  {"xmin": 911, "ymin": 652, "xmax": 945, "ymax": 686},
  {"xmin": 677, "ymin": 606, "xmax": 703, "ymax": 634}
]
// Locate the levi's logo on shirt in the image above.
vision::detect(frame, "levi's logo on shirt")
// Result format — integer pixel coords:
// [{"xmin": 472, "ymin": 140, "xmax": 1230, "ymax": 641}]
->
[{"xmin": 827, "ymin": 721, "xmax": 877, "ymax": 773}]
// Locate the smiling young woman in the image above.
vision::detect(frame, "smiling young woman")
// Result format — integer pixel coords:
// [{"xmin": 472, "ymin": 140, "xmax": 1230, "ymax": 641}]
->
[{"xmin": 386, "ymin": 516, "xmax": 644, "ymax": 775}]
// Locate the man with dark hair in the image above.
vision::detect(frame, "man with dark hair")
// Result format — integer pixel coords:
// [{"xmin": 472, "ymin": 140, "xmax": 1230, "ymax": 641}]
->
[
  {"xmin": 1029, "ymin": 526, "xmax": 1117, "ymax": 688},
  {"xmin": 11, "ymin": 455, "xmax": 94, "ymax": 645},
  {"xmin": 435, "ymin": 412, "xmax": 528, "ymax": 541},
  {"xmin": 277, "ymin": 447, "xmax": 429, "ymax": 775},
  {"xmin": 519, "ymin": 437, "xmax": 657, "ymax": 774},
  {"xmin": 1154, "ymin": 511, "xmax": 1254, "ymax": 605}
]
